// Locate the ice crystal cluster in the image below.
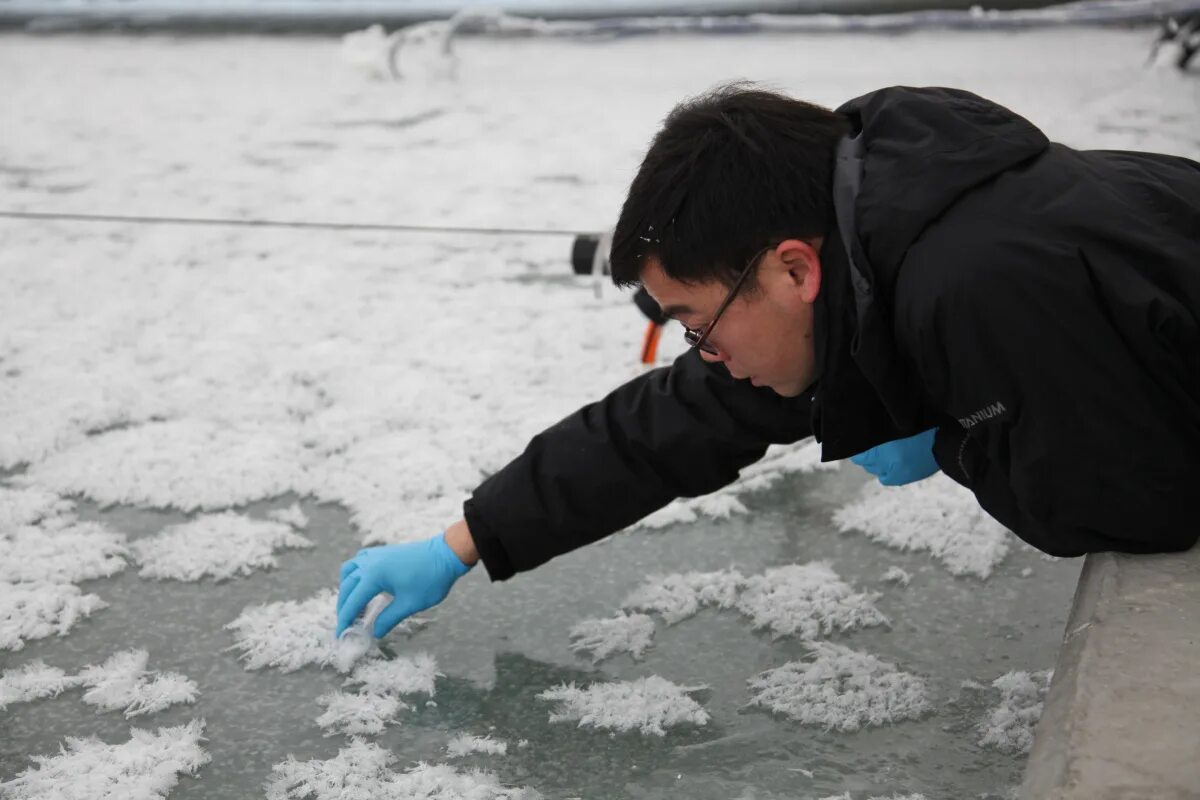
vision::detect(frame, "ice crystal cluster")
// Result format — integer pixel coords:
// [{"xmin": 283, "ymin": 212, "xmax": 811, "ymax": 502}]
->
[
  {"xmin": 734, "ymin": 563, "xmax": 889, "ymax": 640},
  {"xmin": 316, "ymin": 653, "xmax": 440, "ymax": 736},
  {"xmin": 0, "ymin": 486, "xmax": 126, "ymax": 650},
  {"xmin": 0, "ymin": 720, "xmax": 209, "ymax": 800},
  {"xmin": 975, "ymin": 669, "xmax": 1054, "ymax": 754},
  {"xmin": 0, "ymin": 649, "xmax": 197, "ymax": 718},
  {"xmin": 266, "ymin": 739, "xmax": 538, "ymax": 800},
  {"xmin": 568, "ymin": 612, "xmax": 656, "ymax": 662},
  {"xmin": 130, "ymin": 511, "xmax": 313, "ymax": 582},
  {"xmin": 833, "ymin": 475, "xmax": 1011, "ymax": 578},
  {"xmin": 446, "ymin": 735, "xmax": 508, "ymax": 758},
  {"xmin": 621, "ymin": 569, "xmax": 745, "ymax": 624},
  {"xmin": 746, "ymin": 643, "xmax": 931, "ymax": 731},
  {"xmin": 538, "ymin": 676, "xmax": 710, "ymax": 736}
]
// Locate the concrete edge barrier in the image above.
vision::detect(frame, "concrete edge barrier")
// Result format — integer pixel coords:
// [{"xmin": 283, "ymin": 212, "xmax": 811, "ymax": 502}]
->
[{"xmin": 1020, "ymin": 545, "xmax": 1200, "ymax": 799}]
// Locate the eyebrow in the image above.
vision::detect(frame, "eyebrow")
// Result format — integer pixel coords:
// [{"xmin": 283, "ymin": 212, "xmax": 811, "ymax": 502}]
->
[{"xmin": 658, "ymin": 303, "xmax": 693, "ymax": 320}]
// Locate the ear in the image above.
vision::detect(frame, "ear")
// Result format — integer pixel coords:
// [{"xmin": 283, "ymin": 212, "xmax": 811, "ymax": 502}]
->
[{"xmin": 774, "ymin": 238, "xmax": 822, "ymax": 304}]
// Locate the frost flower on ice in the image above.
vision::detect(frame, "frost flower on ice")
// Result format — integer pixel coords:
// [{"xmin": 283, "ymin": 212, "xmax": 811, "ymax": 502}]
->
[
  {"xmin": 747, "ymin": 642, "xmax": 930, "ymax": 731},
  {"xmin": 975, "ymin": 669, "xmax": 1053, "ymax": 754},
  {"xmin": 0, "ymin": 581, "xmax": 107, "ymax": 652},
  {"xmin": 446, "ymin": 734, "xmax": 508, "ymax": 758},
  {"xmin": 266, "ymin": 739, "xmax": 538, "ymax": 800},
  {"xmin": 735, "ymin": 563, "xmax": 888, "ymax": 640},
  {"xmin": 76, "ymin": 649, "xmax": 198, "ymax": 718},
  {"xmin": 130, "ymin": 511, "xmax": 313, "ymax": 582},
  {"xmin": 316, "ymin": 653, "xmax": 440, "ymax": 736},
  {"xmin": 0, "ymin": 719, "xmax": 209, "ymax": 800},
  {"xmin": 0, "ymin": 660, "xmax": 77, "ymax": 709},
  {"xmin": 621, "ymin": 569, "xmax": 745, "ymax": 624},
  {"xmin": 833, "ymin": 474, "xmax": 1009, "ymax": 578},
  {"xmin": 568, "ymin": 612, "xmax": 655, "ymax": 662},
  {"xmin": 538, "ymin": 675, "xmax": 710, "ymax": 736}
]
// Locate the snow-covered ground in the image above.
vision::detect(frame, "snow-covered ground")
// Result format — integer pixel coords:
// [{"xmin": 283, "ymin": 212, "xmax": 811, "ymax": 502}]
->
[{"xmin": 0, "ymin": 23, "xmax": 1195, "ymax": 800}]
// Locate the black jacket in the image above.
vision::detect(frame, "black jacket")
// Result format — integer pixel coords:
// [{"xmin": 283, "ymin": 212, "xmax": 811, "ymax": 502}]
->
[{"xmin": 466, "ymin": 87, "xmax": 1200, "ymax": 581}]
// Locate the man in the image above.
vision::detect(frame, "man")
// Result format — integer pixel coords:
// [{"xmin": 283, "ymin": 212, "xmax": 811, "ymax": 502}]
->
[{"xmin": 336, "ymin": 85, "xmax": 1200, "ymax": 639}]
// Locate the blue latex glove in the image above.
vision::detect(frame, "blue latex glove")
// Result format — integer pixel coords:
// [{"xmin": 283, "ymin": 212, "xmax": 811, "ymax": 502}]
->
[
  {"xmin": 850, "ymin": 428, "xmax": 941, "ymax": 486},
  {"xmin": 336, "ymin": 532, "xmax": 471, "ymax": 638}
]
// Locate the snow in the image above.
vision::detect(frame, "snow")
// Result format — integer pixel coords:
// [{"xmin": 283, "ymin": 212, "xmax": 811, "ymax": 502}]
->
[
  {"xmin": 734, "ymin": 563, "xmax": 889, "ymax": 640},
  {"xmin": 568, "ymin": 612, "xmax": 656, "ymax": 662},
  {"xmin": 0, "ymin": 581, "xmax": 108, "ymax": 652},
  {"xmin": 130, "ymin": 511, "xmax": 313, "ymax": 582},
  {"xmin": 265, "ymin": 740, "xmax": 538, "ymax": 800},
  {"xmin": 621, "ymin": 569, "xmax": 745, "ymax": 624},
  {"xmin": 0, "ymin": 485, "xmax": 72, "ymax": 530},
  {"xmin": 538, "ymin": 676, "xmax": 710, "ymax": 736},
  {"xmin": 76, "ymin": 649, "xmax": 198, "ymax": 718},
  {"xmin": 881, "ymin": 566, "xmax": 912, "ymax": 586},
  {"xmin": 975, "ymin": 670, "xmax": 1054, "ymax": 754},
  {"xmin": 446, "ymin": 735, "xmax": 508, "ymax": 758},
  {"xmin": 747, "ymin": 643, "xmax": 931, "ymax": 731},
  {"xmin": 0, "ymin": 719, "xmax": 209, "ymax": 800},
  {"xmin": 0, "ymin": 660, "xmax": 75, "ymax": 710},
  {"xmin": 832, "ymin": 475, "xmax": 1011, "ymax": 578}
]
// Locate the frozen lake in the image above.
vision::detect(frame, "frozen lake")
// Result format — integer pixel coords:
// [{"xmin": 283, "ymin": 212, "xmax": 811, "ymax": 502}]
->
[{"xmin": 1, "ymin": 24, "xmax": 1196, "ymax": 800}]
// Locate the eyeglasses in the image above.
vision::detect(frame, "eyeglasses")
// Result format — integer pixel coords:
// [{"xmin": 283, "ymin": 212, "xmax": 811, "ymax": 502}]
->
[{"xmin": 682, "ymin": 245, "xmax": 771, "ymax": 356}]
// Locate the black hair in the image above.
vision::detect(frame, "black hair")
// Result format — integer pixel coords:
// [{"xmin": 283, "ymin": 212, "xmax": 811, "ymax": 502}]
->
[{"xmin": 609, "ymin": 83, "xmax": 850, "ymax": 289}]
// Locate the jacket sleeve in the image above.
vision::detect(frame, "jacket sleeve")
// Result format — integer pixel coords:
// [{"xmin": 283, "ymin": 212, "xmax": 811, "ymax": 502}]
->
[
  {"xmin": 896, "ymin": 237, "xmax": 1200, "ymax": 557},
  {"xmin": 463, "ymin": 348, "xmax": 814, "ymax": 580}
]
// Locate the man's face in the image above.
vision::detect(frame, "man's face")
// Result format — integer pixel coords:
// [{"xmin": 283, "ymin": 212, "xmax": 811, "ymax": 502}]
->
[{"xmin": 640, "ymin": 239, "xmax": 823, "ymax": 398}]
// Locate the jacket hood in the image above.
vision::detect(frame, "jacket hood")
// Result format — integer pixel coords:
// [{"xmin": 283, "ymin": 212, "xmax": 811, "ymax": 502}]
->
[{"xmin": 838, "ymin": 86, "xmax": 1050, "ymax": 287}]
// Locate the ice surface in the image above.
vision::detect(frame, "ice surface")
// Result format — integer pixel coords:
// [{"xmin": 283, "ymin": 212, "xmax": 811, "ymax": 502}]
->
[
  {"xmin": 446, "ymin": 735, "xmax": 508, "ymax": 758},
  {"xmin": 0, "ymin": 581, "xmax": 107, "ymax": 651},
  {"xmin": 568, "ymin": 612, "xmax": 656, "ymax": 662},
  {"xmin": 621, "ymin": 569, "xmax": 745, "ymax": 624},
  {"xmin": 0, "ymin": 719, "xmax": 209, "ymax": 800},
  {"xmin": 734, "ymin": 563, "xmax": 889, "ymax": 640},
  {"xmin": 0, "ymin": 660, "xmax": 76, "ymax": 710},
  {"xmin": 538, "ymin": 676, "xmax": 710, "ymax": 736},
  {"xmin": 747, "ymin": 643, "xmax": 931, "ymax": 731},
  {"xmin": 976, "ymin": 670, "xmax": 1054, "ymax": 754},
  {"xmin": 76, "ymin": 649, "xmax": 198, "ymax": 718},
  {"xmin": 226, "ymin": 589, "xmax": 384, "ymax": 673},
  {"xmin": 130, "ymin": 511, "xmax": 314, "ymax": 582},
  {"xmin": 265, "ymin": 740, "xmax": 538, "ymax": 800},
  {"xmin": 833, "ymin": 475, "xmax": 1010, "ymax": 578}
]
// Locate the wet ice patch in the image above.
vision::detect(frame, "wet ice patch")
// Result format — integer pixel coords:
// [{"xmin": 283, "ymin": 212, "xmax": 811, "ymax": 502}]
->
[
  {"xmin": 0, "ymin": 719, "xmax": 209, "ymax": 800},
  {"xmin": 568, "ymin": 612, "xmax": 655, "ymax": 662},
  {"xmin": 446, "ymin": 734, "xmax": 507, "ymax": 758},
  {"xmin": 226, "ymin": 588, "xmax": 392, "ymax": 674},
  {"xmin": 0, "ymin": 660, "xmax": 75, "ymax": 709},
  {"xmin": 622, "ymin": 569, "xmax": 745, "ymax": 624},
  {"xmin": 975, "ymin": 669, "xmax": 1053, "ymax": 754},
  {"xmin": 833, "ymin": 474, "xmax": 1010, "ymax": 578},
  {"xmin": 130, "ymin": 512, "xmax": 313, "ymax": 582},
  {"xmin": 637, "ymin": 441, "xmax": 829, "ymax": 528},
  {"xmin": 76, "ymin": 649, "xmax": 198, "ymax": 718},
  {"xmin": 747, "ymin": 642, "xmax": 931, "ymax": 731},
  {"xmin": 266, "ymin": 739, "xmax": 538, "ymax": 800},
  {"xmin": 735, "ymin": 563, "xmax": 888, "ymax": 640},
  {"xmin": 538, "ymin": 675, "xmax": 710, "ymax": 736},
  {"xmin": 0, "ymin": 581, "xmax": 107, "ymax": 651}
]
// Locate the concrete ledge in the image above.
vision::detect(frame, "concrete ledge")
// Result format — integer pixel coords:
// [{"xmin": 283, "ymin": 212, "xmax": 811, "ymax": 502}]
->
[{"xmin": 1021, "ymin": 546, "xmax": 1200, "ymax": 800}]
